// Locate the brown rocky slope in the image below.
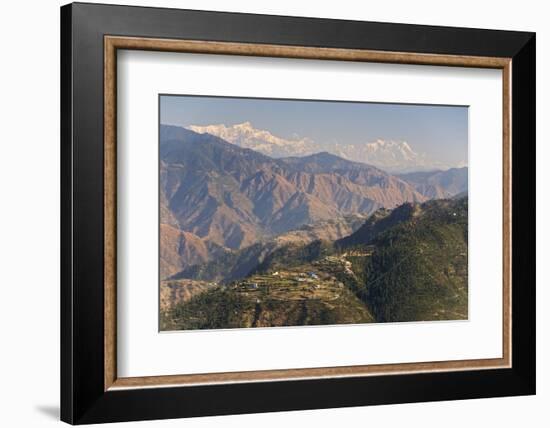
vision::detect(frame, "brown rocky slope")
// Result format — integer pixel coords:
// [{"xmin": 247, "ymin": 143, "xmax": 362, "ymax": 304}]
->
[{"xmin": 160, "ymin": 125, "xmax": 427, "ymax": 278}]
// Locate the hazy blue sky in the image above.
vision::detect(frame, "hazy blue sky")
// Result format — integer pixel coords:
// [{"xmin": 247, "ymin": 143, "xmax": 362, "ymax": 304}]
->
[{"xmin": 160, "ymin": 95, "xmax": 468, "ymax": 167}]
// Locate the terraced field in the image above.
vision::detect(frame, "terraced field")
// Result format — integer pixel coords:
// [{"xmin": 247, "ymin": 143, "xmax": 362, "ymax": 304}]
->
[{"xmin": 160, "ymin": 259, "xmax": 374, "ymax": 330}]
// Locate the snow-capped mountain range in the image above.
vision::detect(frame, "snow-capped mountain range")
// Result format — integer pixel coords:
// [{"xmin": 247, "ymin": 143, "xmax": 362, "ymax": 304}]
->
[
  {"xmin": 332, "ymin": 140, "xmax": 443, "ymax": 173},
  {"xmin": 185, "ymin": 121, "xmax": 462, "ymax": 173},
  {"xmin": 187, "ymin": 122, "xmax": 315, "ymax": 158}
]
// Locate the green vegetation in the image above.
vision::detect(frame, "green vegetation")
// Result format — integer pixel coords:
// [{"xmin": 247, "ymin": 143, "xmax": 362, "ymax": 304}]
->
[
  {"xmin": 161, "ymin": 264, "xmax": 374, "ymax": 330},
  {"xmin": 342, "ymin": 197, "xmax": 468, "ymax": 322},
  {"xmin": 252, "ymin": 240, "xmax": 334, "ymax": 273},
  {"xmin": 172, "ymin": 239, "xmax": 335, "ymax": 284},
  {"xmin": 161, "ymin": 197, "xmax": 468, "ymax": 330}
]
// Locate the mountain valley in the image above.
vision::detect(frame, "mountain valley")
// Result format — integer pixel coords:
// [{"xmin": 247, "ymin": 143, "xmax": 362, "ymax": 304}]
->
[{"xmin": 159, "ymin": 124, "xmax": 469, "ymax": 329}]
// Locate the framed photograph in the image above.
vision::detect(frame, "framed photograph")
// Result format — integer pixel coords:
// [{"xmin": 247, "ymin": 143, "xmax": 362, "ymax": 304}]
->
[{"xmin": 61, "ymin": 2, "xmax": 535, "ymax": 424}]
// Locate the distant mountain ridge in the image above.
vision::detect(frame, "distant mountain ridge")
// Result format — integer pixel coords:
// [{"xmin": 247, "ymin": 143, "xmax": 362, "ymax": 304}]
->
[
  {"xmin": 397, "ymin": 167, "xmax": 468, "ymax": 199},
  {"xmin": 160, "ymin": 125, "xmax": 427, "ymax": 278}
]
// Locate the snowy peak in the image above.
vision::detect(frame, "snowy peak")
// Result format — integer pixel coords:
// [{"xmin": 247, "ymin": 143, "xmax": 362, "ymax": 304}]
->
[
  {"xmin": 187, "ymin": 122, "xmax": 315, "ymax": 158},
  {"xmin": 360, "ymin": 140, "xmax": 418, "ymax": 160},
  {"xmin": 333, "ymin": 139, "xmax": 434, "ymax": 172},
  {"xmin": 379, "ymin": 141, "xmax": 452, "ymax": 172},
  {"xmin": 368, "ymin": 140, "xmax": 414, "ymax": 154}
]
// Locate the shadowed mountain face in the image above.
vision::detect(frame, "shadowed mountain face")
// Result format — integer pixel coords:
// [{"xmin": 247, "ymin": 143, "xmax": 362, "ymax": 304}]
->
[
  {"xmin": 397, "ymin": 167, "xmax": 468, "ymax": 199},
  {"xmin": 170, "ymin": 214, "xmax": 368, "ymax": 284},
  {"xmin": 160, "ymin": 125, "xmax": 427, "ymax": 278}
]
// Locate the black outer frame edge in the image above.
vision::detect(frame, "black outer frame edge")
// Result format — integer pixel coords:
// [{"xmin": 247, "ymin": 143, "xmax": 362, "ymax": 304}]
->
[
  {"xmin": 80, "ymin": 371, "xmax": 532, "ymax": 425},
  {"xmin": 60, "ymin": 2, "xmax": 536, "ymax": 424},
  {"xmin": 60, "ymin": 4, "xmax": 74, "ymax": 425},
  {"xmin": 70, "ymin": 1, "xmax": 533, "ymax": 56},
  {"xmin": 510, "ymin": 34, "xmax": 536, "ymax": 391}
]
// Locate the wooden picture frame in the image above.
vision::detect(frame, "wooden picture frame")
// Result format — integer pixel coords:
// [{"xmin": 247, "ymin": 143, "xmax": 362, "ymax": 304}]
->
[{"xmin": 61, "ymin": 2, "xmax": 535, "ymax": 424}]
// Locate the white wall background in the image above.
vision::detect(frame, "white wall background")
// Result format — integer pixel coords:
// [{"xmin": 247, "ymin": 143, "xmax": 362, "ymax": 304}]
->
[{"xmin": 0, "ymin": 0, "xmax": 546, "ymax": 426}]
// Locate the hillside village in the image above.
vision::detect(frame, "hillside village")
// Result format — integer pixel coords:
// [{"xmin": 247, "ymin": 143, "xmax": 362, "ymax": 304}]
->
[{"xmin": 160, "ymin": 249, "xmax": 382, "ymax": 330}]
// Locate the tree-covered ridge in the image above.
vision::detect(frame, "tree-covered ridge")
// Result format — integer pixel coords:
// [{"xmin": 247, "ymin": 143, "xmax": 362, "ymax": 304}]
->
[
  {"xmin": 161, "ymin": 197, "xmax": 468, "ymax": 330},
  {"xmin": 340, "ymin": 197, "xmax": 468, "ymax": 322}
]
